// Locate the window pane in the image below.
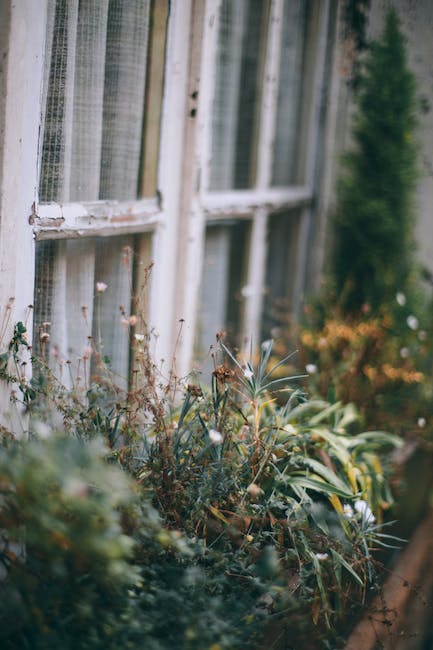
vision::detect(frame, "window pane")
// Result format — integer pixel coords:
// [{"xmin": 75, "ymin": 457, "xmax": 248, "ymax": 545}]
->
[
  {"xmin": 92, "ymin": 237, "xmax": 134, "ymax": 383},
  {"xmin": 209, "ymin": 0, "xmax": 268, "ymax": 191},
  {"xmin": 99, "ymin": 1, "xmax": 150, "ymax": 200},
  {"xmin": 33, "ymin": 234, "xmax": 152, "ymax": 388},
  {"xmin": 39, "ymin": 0, "xmax": 151, "ymax": 203},
  {"xmin": 272, "ymin": 0, "xmax": 309, "ymax": 186},
  {"xmin": 34, "ymin": 240, "xmax": 56, "ymax": 358},
  {"xmin": 34, "ymin": 237, "xmax": 97, "ymax": 371},
  {"xmin": 261, "ymin": 210, "xmax": 301, "ymax": 338},
  {"xmin": 39, "ymin": 0, "xmax": 80, "ymax": 203},
  {"xmin": 196, "ymin": 222, "xmax": 249, "ymax": 355}
]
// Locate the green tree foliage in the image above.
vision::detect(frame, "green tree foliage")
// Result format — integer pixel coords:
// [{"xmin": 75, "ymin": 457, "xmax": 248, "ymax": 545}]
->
[{"xmin": 332, "ymin": 8, "xmax": 418, "ymax": 314}]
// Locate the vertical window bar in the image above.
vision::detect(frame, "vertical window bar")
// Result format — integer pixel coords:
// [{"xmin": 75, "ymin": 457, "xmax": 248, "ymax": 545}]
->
[
  {"xmin": 170, "ymin": 0, "xmax": 215, "ymax": 375},
  {"xmin": 242, "ymin": 0, "xmax": 283, "ymax": 347},
  {"xmin": 198, "ymin": 0, "xmax": 221, "ymax": 197},
  {"xmin": 139, "ymin": 0, "xmax": 169, "ymax": 198},
  {"xmin": 243, "ymin": 208, "xmax": 268, "ymax": 347},
  {"xmin": 256, "ymin": 0, "xmax": 284, "ymax": 190}
]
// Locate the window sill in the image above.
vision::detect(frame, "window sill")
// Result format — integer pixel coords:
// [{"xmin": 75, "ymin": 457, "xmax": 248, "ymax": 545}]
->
[{"xmin": 31, "ymin": 197, "xmax": 161, "ymax": 240}]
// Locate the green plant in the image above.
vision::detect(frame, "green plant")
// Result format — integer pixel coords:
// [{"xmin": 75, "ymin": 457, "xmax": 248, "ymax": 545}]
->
[
  {"xmin": 332, "ymin": 7, "xmax": 418, "ymax": 314},
  {"xmin": 0, "ymin": 435, "xmax": 139, "ymax": 649},
  {"xmin": 0, "ymin": 433, "xmax": 266, "ymax": 650},
  {"xmin": 298, "ymin": 308, "xmax": 433, "ymax": 435},
  {"xmin": 288, "ymin": 6, "xmax": 433, "ymax": 474},
  {"xmin": 137, "ymin": 340, "xmax": 401, "ymax": 643},
  {"xmin": 0, "ymin": 323, "xmax": 403, "ymax": 649}
]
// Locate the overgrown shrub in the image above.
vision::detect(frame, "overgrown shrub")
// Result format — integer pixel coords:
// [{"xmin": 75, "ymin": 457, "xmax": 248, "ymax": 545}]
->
[
  {"xmin": 0, "ymin": 435, "xmax": 139, "ymax": 649},
  {"xmin": 290, "ymin": 7, "xmax": 433, "ymax": 440},
  {"xmin": 0, "ymin": 433, "xmax": 267, "ymax": 650},
  {"xmin": 0, "ymin": 324, "xmax": 403, "ymax": 649},
  {"xmin": 299, "ymin": 305, "xmax": 433, "ymax": 435}
]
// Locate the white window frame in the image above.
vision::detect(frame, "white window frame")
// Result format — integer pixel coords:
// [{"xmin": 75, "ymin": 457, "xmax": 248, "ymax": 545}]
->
[
  {"xmin": 30, "ymin": 1, "xmax": 194, "ymax": 365},
  {"xmin": 175, "ymin": 0, "xmax": 331, "ymax": 375},
  {"xmin": 0, "ymin": 1, "xmax": 48, "ymax": 429},
  {"xmin": 0, "ymin": 0, "xmax": 334, "ymax": 421}
]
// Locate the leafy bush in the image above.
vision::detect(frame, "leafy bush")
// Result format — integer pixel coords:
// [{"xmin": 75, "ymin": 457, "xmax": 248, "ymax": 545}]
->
[
  {"xmin": 291, "ymin": 7, "xmax": 433, "ymax": 439},
  {"xmin": 299, "ymin": 305, "xmax": 433, "ymax": 435},
  {"xmin": 0, "ymin": 433, "xmax": 264, "ymax": 650},
  {"xmin": 0, "ymin": 435, "xmax": 139, "ymax": 649},
  {"xmin": 0, "ymin": 325, "xmax": 402, "ymax": 649}
]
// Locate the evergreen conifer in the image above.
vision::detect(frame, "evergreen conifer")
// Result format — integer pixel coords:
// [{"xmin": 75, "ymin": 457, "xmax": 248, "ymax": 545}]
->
[{"xmin": 332, "ymin": 8, "xmax": 418, "ymax": 314}]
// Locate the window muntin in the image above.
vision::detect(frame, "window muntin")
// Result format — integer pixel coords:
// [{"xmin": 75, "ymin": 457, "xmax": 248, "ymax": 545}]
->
[{"xmin": 198, "ymin": 0, "xmax": 326, "ymax": 350}]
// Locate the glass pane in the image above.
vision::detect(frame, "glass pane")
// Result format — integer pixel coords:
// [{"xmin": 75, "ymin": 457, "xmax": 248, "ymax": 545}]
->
[
  {"xmin": 92, "ymin": 237, "xmax": 134, "ymax": 384},
  {"xmin": 196, "ymin": 222, "xmax": 249, "ymax": 356},
  {"xmin": 34, "ymin": 237, "xmax": 97, "ymax": 380},
  {"xmin": 39, "ymin": 0, "xmax": 151, "ymax": 203},
  {"xmin": 33, "ymin": 234, "xmax": 152, "ymax": 387},
  {"xmin": 272, "ymin": 0, "xmax": 309, "ymax": 186},
  {"xmin": 209, "ymin": 0, "xmax": 268, "ymax": 191},
  {"xmin": 99, "ymin": 1, "xmax": 150, "ymax": 200},
  {"xmin": 261, "ymin": 210, "xmax": 301, "ymax": 338},
  {"xmin": 33, "ymin": 240, "xmax": 56, "ymax": 359}
]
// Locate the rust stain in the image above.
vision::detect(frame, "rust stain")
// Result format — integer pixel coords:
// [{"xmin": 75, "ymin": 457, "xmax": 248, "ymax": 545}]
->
[{"xmin": 110, "ymin": 214, "xmax": 137, "ymax": 224}]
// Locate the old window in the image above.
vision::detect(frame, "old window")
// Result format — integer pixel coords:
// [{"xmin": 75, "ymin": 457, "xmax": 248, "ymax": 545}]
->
[
  {"xmin": 195, "ymin": 0, "xmax": 331, "ymax": 357},
  {"xmin": 30, "ymin": 0, "xmax": 334, "ymax": 382},
  {"xmin": 33, "ymin": 0, "xmax": 168, "ymax": 384}
]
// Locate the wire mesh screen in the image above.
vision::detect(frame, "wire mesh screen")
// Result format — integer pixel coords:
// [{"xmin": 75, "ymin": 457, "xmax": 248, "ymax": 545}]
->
[
  {"xmin": 33, "ymin": 241, "xmax": 56, "ymax": 359},
  {"xmin": 39, "ymin": 0, "xmax": 150, "ymax": 203},
  {"xmin": 209, "ymin": 0, "xmax": 311, "ymax": 191},
  {"xmin": 33, "ymin": 235, "xmax": 148, "ymax": 388}
]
